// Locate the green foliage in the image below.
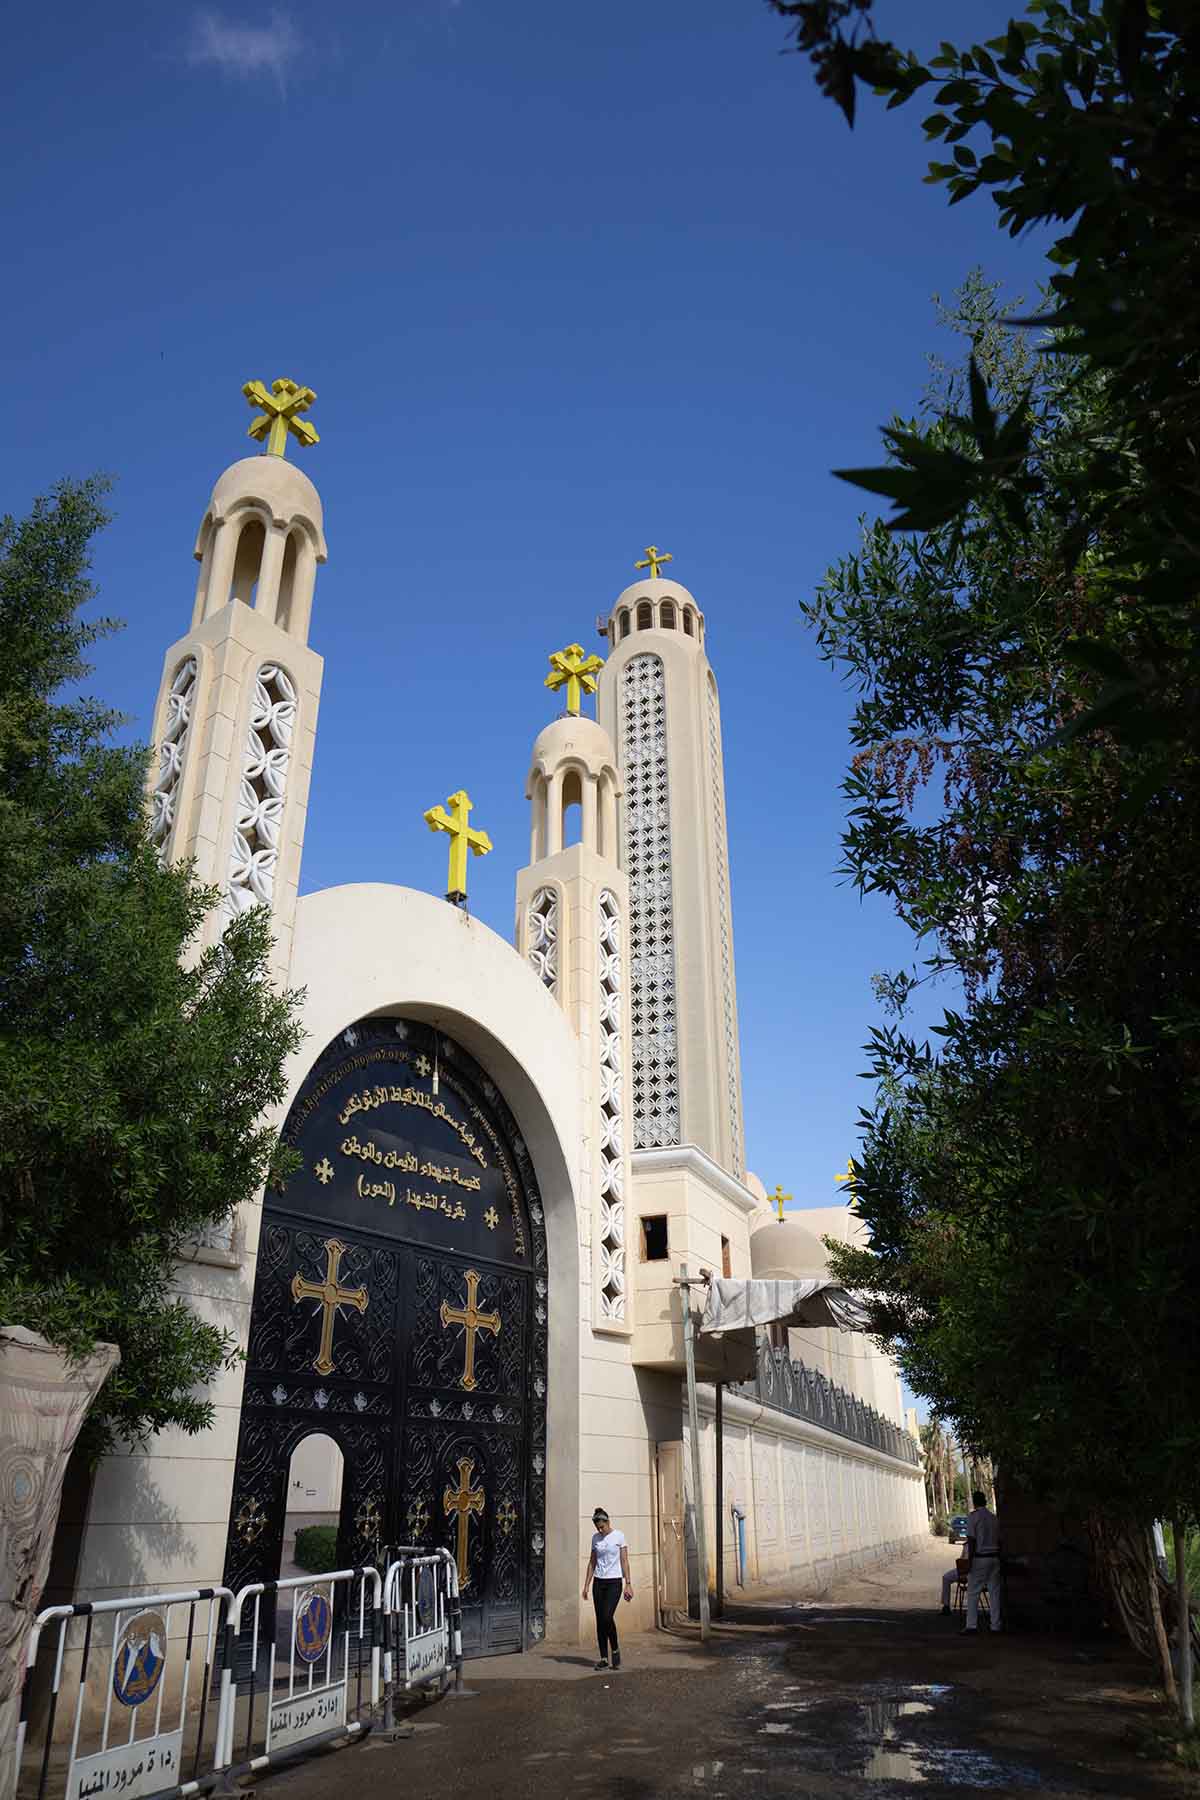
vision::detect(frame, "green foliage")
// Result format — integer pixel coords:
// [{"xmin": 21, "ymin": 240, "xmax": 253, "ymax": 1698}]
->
[
  {"xmin": 771, "ymin": 0, "xmax": 1200, "ymax": 790},
  {"xmin": 806, "ymin": 274, "xmax": 1200, "ymax": 1533},
  {"xmin": 0, "ymin": 479, "xmax": 305, "ymax": 1456},
  {"xmin": 292, "ymin": 1525, "xmax": 339, "ymax": 1574},
  {"xmin": 931, "ymin": 1513, "xmax": 948, "ymax": 1538}
]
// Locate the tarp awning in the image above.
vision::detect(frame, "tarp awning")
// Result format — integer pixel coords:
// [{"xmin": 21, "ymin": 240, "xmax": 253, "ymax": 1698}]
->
[{"xmin": 699, "ymin": 1277, "xmax": 874, "ymax": 1338}]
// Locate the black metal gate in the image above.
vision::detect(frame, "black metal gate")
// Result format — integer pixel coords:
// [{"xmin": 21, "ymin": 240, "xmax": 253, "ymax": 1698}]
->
[{"xmin": 223, "ymin": 1016, "xmax": 549, "ymax": 1656}]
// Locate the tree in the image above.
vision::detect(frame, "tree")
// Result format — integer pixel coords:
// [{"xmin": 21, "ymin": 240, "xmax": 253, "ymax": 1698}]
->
[
  {"xmin": 0, "ymin": 479, "xmax": 304, "ymax": 1456},
  {"xmin": 770, "ymin": 0, "xmax": 1200, "ymax": 795},
  {"xmin": 803, "ymin": 273, "xmax": 1199, "ymax": 1711}
]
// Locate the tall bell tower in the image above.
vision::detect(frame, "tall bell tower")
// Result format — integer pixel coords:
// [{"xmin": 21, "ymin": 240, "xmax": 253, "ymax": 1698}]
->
[
  {"xmin": 146, "ymin": 378, "xmax": 327, "ymax": 986},
  {"xmin": 515, "ymin": 649, "xmax": 635, "ymax": 1333},
  {"xmin": 596, "ymin": 560, "xmax": 745, "ymax": 1180}
]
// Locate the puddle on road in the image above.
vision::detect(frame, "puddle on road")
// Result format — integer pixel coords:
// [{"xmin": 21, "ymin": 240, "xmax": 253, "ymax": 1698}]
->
[{"xmin": 746, "ymin": 1683, "xmax": 1047, "ymax": 1791}]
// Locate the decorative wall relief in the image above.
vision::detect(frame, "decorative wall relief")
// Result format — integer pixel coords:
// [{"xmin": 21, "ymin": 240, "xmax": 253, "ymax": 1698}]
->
[
  {"xmin": 620, "ymin": 654, "xmax": 679, "ymax": 1148},
  {"xmin": 150, "ymin": 656, "xmax": 197, "ymax": 856},
  {"xmin": 597, "ymin": 889, "xmax": 626, "ymax": 1322},
  {"xmin": 226, "ymin": 663, "xmax": 296, "ymax": 915},
  {"xmin": 526, "ymin": 887, "xmax": 559, "ymax": 995},
  {"xmin": 706, "ymin": 676, "xmax": 743, "ymax": 1177}
]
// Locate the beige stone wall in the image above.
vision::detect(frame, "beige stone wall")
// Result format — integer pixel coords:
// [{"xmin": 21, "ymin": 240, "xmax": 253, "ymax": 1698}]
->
[{"xmin": 688, "ymin": 1388, "xmax": 927, "ymax": 1601}]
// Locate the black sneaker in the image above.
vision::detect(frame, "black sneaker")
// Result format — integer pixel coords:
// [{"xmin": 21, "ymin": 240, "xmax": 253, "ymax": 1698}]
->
[
  {"xmin": 594, "ymin": 1658, "xmax": 609, "ymax": 1671},
  {"xmin": 611, "ymin": 1652, "xmax": 621, "ymax": 1670}
]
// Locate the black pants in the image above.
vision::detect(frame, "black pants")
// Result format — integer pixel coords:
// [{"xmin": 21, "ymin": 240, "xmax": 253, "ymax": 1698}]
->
[{"xmin": 592, "ymin": 1577, "xmax": 622, "ymax": 1659}]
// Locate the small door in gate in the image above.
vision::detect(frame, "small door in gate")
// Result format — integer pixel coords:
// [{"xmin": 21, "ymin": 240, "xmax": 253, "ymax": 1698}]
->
[{"xmin": 656, "ymin": 1441, "xmax": 687, "ymax": 1613}]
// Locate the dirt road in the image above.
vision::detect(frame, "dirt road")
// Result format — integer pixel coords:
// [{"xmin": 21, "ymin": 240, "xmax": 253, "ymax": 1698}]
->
[{"xmin": 274, "ymin": 1538, "xmax": 1191, "ymax": 1798}]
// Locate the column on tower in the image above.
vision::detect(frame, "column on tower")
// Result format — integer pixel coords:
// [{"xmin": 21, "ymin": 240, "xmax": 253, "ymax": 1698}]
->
[
  {"xmin": 515, "ymin": 716, "xmax": 634, "ymax": 1332},
  {"xmin": 597, "ymin": 576, "xmax": 746, "ymax": 1181},
  {"xmin": 146, "ymin": 450, "xmax": 327, "ymax": 988}
]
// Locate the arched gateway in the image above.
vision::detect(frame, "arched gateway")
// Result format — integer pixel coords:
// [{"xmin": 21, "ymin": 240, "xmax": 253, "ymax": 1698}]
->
[{"xmin": 223, "ymin": 1014, "xmax": 549, "ymax": 1655}]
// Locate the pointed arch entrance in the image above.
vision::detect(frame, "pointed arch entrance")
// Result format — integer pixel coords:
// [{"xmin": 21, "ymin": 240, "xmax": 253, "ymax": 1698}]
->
[{"xmin": 223, "ymin": 1015, "xmax": 549, "ymax": 1655}]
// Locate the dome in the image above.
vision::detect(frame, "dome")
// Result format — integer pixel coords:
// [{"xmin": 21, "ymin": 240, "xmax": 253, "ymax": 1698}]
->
[
  {"xmin": 749, "ymin": 1214, "xmax": 830, "ymax": 1281},
  {"xmin": 529, "ymin": 714, "xmax": 619, "ymax": 786},
  {"xmin": 199, "ymin": 455, "xmax": 327, "ymax": 559}
]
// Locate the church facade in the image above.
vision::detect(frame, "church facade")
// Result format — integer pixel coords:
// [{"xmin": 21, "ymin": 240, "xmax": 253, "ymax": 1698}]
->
[{"xmin": 71, "ymin": 416, "xmax": 925, "ymax": 1652}]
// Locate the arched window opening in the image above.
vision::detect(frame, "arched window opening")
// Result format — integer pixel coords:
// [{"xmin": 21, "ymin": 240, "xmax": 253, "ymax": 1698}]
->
[
  {"xmin": 660, "ymin": 600, "xmax": 676, "ymax": 630},
  {"xmin": 230, "ymin": 517, "xmax": 266, "ymax": 608},
  {"xmin": 636, "ymin": 601, "xmax": 653, "ymax": 630},
  {"xmin": 562, "ymin": 767, "xmax": 583, "ymax": 847},
  {"xmin": 284, "ymin": 1432, "xmax": 344, "ymax": 1576},
  {"xmin": 619, "ymin": 609, "xmax": 631, "ymax": 640},
  {"xmin": 276, "ymin": 530, "xmax": 300, "ymax": 632},
  {"xmin": 682, "ymin": 608, "xmax": 694, "ymax": 637}
]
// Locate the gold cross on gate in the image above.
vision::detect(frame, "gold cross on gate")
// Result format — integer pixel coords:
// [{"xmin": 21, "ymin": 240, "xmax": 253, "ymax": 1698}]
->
[
  {"xmin": 290, "ymin": 1237, "xmax": 369, "ymax": 1376},
  {"xmin": 835, "ymin": 1158, "xmax": 859, "ymax": 1207},
  {"xmin": 443, "ymin": 1456, "xmax": 485, "ymax": 1590},
  {"xmin": 423, "ymin": 789, "xmax": 493, "ymax": 902},
  {"xmin": 545, "ymin": 643, "xmax": 604, "ymax": 717},
  {"xmin": 769, "ymin": 1184, "xmax": 792, "ymax": 1223},
  {"xmin": 440, "ymin": 1268, "xmax": 501, "ymax": 1391},
  {"xmin": 242, "ymin": 377, "xmax": 320, "ymax": 459},
  {"xmin": 635, "ymin": 544, "xmax": 672, "ymax": 580}
]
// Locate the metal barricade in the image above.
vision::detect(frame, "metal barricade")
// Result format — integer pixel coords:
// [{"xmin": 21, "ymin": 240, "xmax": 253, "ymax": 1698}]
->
[
  {"xmin": 214, "ymin": 1567, "xmax": 381, "ymax": 1780},
  {"xmin": 380, "ymin": 1549, "xmax": 463, "ymax": 1720},
  {"xmin": 15, "ymin": 1587, "xmax": 232, "ymax": 1800}
]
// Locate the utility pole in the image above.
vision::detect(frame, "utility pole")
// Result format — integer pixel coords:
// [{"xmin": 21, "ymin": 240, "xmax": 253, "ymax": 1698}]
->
[{"xmin": 680, "ymin": 1263, "xmax": 711, "ymax": 1643}]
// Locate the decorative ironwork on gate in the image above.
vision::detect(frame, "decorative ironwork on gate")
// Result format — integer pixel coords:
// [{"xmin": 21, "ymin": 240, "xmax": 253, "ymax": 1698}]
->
[
  {"xmin": 731, "ymin": 1339, "xmax": 921, "ymax": 1465},
  {"xmin": 223, "ymin": 1016, "xmax": 549, "ymax": 1655}
]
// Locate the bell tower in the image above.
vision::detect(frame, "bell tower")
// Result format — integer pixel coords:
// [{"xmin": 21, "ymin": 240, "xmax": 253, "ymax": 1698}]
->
[
  {"xmin": 146, "ymin": 378, "xmax": 327, "ymax": 986},
  {"xmin": 597, "ymin": 562, "xmax": 746, "ymax": 1180},
  {"xmin": 515, "ymin": 656, "xmax": 634, "ymax": 1333}
]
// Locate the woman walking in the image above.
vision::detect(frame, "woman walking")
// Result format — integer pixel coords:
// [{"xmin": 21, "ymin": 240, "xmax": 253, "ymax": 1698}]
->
[{"xmin": 583, "ymin": 1505, "xmax": 633, "ymax": 1670}]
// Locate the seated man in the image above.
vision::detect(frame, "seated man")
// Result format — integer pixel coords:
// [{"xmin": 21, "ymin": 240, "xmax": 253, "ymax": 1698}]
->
[
  {"xmin": 962, "ymin": 1489, "xmax": 1003, "ymax": 1634},
  {"xmin": 940, "ymin": 1555, "xmax": 968, "ymax": 1614}
]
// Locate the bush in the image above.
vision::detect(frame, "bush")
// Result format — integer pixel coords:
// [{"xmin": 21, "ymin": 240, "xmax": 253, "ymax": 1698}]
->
[
  {"xmin": 931, "ymin": 1514, "xmax": 949, "ymax": 1538},
  {"xmin": 293, "ymin": 1525, "xmax": 339, "ymax": 1573}
]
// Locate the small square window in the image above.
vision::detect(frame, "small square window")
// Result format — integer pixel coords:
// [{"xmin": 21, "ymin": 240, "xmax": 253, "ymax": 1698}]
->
[{"xmin": 641, "ymin": 1215, "xmax": 669, "ymax": 1261}]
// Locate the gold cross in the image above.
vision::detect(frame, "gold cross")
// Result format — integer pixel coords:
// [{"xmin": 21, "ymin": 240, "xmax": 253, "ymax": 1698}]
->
[
  {"xmin": 769, "ymin": 1184, "xmax": 792, "ymax": 1223},
  {"xmin": 423, "ymin": 789, "xmax": 493, "ymax": 902},
  {"xmin": 290, "ymin": 1237, "xmax": 368, "ymax": 1376},
  {"xmin": 545, "ymin": 643, "xmax": 604, "ymax": 716},
  {"xmin": 443, "ymin": 1456, "xmax": 485, "ymax": 1589},
  {"xmin": 439, "ymin": 1268, "xmax": 501, "ymax": 1391},
  {"xmin": 635, "ymin": 544, "xmax": 672, "ymax": 580},
  {"xmin": 242, "ymin": 377, "xmax": 319, "ymax": 459},
  {"xmin": 835, "ymin": 1158, "xmax": 858, "ymax": 1206}
]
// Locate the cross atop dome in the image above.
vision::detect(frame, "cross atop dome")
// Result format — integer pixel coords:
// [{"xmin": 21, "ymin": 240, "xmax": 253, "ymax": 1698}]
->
[
  {"xmin": 242, "ymin": 376, "xmax": 320, "ymax": 459},
  {"xmin": 635, "ymin": 544, "xmax": 672, "ymax": 579}
]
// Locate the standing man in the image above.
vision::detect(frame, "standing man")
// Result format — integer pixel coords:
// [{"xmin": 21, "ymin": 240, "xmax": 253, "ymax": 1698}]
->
[
  {"xmin": 962, "ymin": 1488, "xmax": 1002, "ymax": 1634},
  {"xmin": 583, "ymin": 1505, "xmax": 633, "ymax": 1670}
]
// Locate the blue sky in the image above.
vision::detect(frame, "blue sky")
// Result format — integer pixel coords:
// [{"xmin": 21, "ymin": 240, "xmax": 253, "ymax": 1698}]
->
[{"xmin": 2, "ymin": 0, "xmax": 1050, "ymax": 1217}]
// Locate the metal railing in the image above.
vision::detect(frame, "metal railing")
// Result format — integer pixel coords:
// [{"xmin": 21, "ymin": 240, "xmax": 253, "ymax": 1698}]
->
[
  {"xmin": 214, "ymin": 1567, "xmax": 381, "ymax": 1780},
  {"xmin": 13, "ymin": 1551, "xmax": 474, "ymax": 1799},
  {"xmin": 731, "ymin": 1339, "xmax": 922, "ymax": 1466},
  {"xmin": 15, "ymin": 1587, "xmax": 232, "ymax": 1800},
  {"xmin": 380, "ymin": 1549, "xmax": 463, "ymax": 1723}
]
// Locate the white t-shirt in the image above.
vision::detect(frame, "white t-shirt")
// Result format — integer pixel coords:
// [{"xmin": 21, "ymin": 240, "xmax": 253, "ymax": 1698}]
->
[
  {"xmin": 592, "ymin": 1528, "xmax": 626, "ymax": 1580},
  {"xmin": 966, "ymin": 1507, "xmax": 1000, "ymax": 1556}
]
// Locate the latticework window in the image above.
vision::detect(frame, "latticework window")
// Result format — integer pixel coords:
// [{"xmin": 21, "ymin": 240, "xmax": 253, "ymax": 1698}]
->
[
  {"xmin": 597, "ymin": 889, "xmax": 626, "ymax": 1320},
  {"xmin": 226, "ymin": 664, "xmax": 295, "ymax": 916},
  {"xmin": 527, "ymin": 886, "xmax": 559, "ymax": 994},
  {"xmin": 620, "ymin": 654, "xmax": 679, "ymax": 1147},
  {"xmin": 707, "ymin": 676, "xmax": 742, "ymax": 1177},
  {"xmin": 150, "ymin": 656, "xmax": 197, "ymax": 856}
]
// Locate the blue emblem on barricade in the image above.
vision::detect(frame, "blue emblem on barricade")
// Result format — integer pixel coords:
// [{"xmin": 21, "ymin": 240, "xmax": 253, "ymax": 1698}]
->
[
  {"xmin": 112, "ymin": 1611, "xmax": 167, "ymax": 1708},
  {"xmin": 295, "ymin": 1590, "xmax": 333, "ymax": 1663}
]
